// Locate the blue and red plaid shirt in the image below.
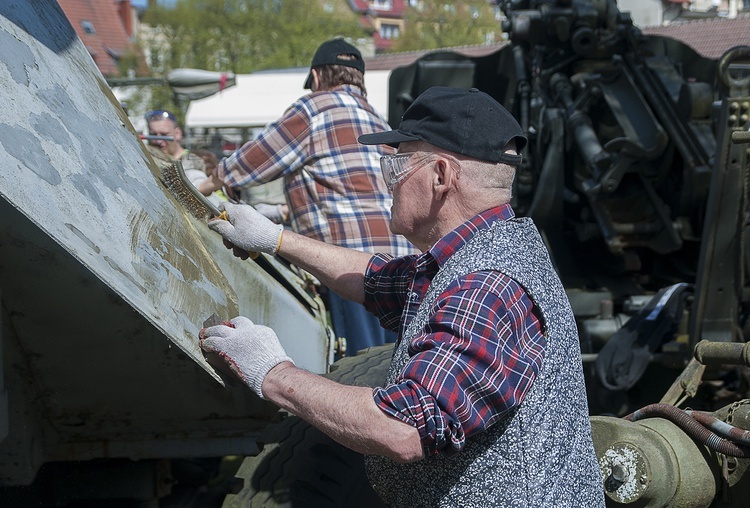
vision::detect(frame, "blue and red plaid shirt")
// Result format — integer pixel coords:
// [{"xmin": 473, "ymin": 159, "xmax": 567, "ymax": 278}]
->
[
  {"xmin": 217, "ymin": 85, "xmax": 416, "ymax": 256},
  {"xmin": 363, "ymin": 204, "xmax": 547, "ymax": 456}
]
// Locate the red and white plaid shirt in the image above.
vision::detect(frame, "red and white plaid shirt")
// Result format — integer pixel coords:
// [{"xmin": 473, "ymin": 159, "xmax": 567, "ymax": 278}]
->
[{"xmin": 217, "ymin": 85, "xmax": 416, "ymax": 257}]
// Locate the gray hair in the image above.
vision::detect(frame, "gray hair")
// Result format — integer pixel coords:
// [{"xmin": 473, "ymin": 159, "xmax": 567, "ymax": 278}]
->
[
  {"xmin": 408, "ymin": 141, "xmax": 517, "ymax": 202},
  {"xmin": 458, "ymin": 157, "xmax": 515, "ymax": 191}
]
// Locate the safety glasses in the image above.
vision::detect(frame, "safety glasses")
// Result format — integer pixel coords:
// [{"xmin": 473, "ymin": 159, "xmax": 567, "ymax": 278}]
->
[
  {"xmin": 380, "ymin": 151, "xmax": 461, "ymax": 191},
  {"xmin": 380, "ymin": 151, "xmax": 434, "ymax": 191},
  {"xmin": 145, "ymin": 110, "xmax": 178, "ymax": 123}
]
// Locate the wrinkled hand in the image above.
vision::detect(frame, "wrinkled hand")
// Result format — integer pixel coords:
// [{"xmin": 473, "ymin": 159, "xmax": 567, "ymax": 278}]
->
[
  {"xmin": 208, "ymin": 202, "xmax": 284, "ymax": 255},
  {"xmin": 199, "ymin": 316, "xmax": 293, "ymax": 398}
]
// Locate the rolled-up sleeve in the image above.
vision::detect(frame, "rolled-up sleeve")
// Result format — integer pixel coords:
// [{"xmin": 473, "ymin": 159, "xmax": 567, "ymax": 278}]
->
[
  {"xmin": 372, "ymin": 272, "xmax": 546, "ymax": 456},
  {"xmin": 363, "ymin": 253, "xmax": 416, "ymax": 332}
]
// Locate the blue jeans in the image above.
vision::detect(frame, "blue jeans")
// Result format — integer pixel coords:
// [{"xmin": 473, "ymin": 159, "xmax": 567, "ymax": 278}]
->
[{"xmin": 325, "ymin": 290, "xmax": 397, "ymax": 355}]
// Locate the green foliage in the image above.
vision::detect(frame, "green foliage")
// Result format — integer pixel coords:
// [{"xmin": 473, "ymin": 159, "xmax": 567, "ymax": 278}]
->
[
  {"xmin": 136, "ymin": 0, "xmax": 365, "ymax": 116},
  {"xmin": 391, "ymin": 1, "xmax": 501, "ymax": 53},
  {"xmin": 142, "ymin": 0, "xmax": 365, "ymax": 74}
]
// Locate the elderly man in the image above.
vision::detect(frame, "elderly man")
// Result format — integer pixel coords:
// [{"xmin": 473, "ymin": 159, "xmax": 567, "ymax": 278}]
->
[{"xmin": 200, "ymin": 86, "xmax": 604, "ymax": 506}]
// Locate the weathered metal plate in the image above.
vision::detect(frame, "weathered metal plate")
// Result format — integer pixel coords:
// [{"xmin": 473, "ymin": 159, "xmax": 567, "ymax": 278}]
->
[
  {"xmin": 0, "ymin": 1, "xmax": 327, "ymax": 374},
  {"xmin": 0, "ymin": 0, "xmax": 329, "ymax": 482}
]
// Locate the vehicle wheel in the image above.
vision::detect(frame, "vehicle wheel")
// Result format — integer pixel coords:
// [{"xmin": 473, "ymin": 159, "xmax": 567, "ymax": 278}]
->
[{"xmin": 223, "ymin": 345, "xmax": 394, "ymax": 508}]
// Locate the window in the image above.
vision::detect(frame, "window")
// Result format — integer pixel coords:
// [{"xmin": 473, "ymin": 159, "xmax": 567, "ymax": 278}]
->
[
  {"xmin": 81, "ymin": 20, "xmax": 95, "ymax": 34},
  {"xmin": 380, "ymin": 23, "xmax": 400, "ymax": 39},
  {"xmin": 370, "ymin": 0, "xmax": 392, "ymax": 10}
]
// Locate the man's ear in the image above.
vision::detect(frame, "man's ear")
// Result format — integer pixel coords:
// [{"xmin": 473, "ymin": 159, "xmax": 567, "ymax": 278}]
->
[
  {"xmin": 174, "ymin": 126, "xmax": 183, "ymax": 142},
  {"xmin": 311, "ymin": 68, "xmax": 320, "ymax": 91},
  {"xmin": 433, "ymin": 157, "xmax": 457, "ymax": 200}
]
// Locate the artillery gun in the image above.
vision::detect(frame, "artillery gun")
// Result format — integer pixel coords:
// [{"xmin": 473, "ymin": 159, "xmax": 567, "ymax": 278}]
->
[{"xmin": 382, "ymin": 0, "xmax": 750, "ymax": 505}]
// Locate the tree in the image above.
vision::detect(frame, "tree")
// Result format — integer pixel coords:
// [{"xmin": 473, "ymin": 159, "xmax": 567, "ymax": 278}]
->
[
  {"xmin": 138, "ymin": 0, "xmax": 366, "ymax": 115},
  {"xmin": 391, "ymin": 1, "xmax": 502, "ymax": 53}
]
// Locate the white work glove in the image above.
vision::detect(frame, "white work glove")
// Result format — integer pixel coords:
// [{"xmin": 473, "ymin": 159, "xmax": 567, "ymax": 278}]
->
[
  {"xmin": 208, "ymin": 201, "xmax": 284, "ymax": 255},
  {"xmin": 254, "ymin": 203, "xmax": 287, "ymax": 224},
  {"xmin": 199, "ymin": 316, "xmax": 294, "ymax": 399}
]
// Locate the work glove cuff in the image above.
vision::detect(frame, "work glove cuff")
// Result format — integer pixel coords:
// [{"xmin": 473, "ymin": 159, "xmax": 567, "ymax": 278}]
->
[{"xmin": 246, "ymin": 351, "xmax": 294, "ymax": 399}]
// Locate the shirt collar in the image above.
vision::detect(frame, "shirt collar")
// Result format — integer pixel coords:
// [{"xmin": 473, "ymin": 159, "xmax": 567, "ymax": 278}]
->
[
  {"xmin": 420, "ymin": 204, "xmax": 515, "ymax": 269},
  {"xmin": 324, "ymin": 84, "xmax": 364, "ymax": 97}
]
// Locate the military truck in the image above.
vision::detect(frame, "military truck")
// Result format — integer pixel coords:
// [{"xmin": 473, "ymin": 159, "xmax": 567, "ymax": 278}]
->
[
  {"xmin": 2, "ymin": 0, "xmax": 750, "ymax": 507},
  {"xmin": 0, "ymin": 1, "xmax": 335, "ymax": 505}
]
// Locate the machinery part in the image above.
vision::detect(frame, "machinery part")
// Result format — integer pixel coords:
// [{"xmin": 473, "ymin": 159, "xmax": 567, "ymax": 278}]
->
[
  {"xmin": 717, "ymin": 46, "xmax": 750, "ymax": 92},
  {"xmin": 694, "ymin": 339, "xmax": 750, "ymax": 367},
  {"xmin": 224, "ymin": 345, "xmax": 393, "ymax": 507},
  {"xmin": 659, "ymin": 357, "xmax": 705, "ymax": 406},
  {"xmin": 591, "ymin": 415, "xmax": 719, "ymax": 507},
  {"xmin": 684, "ymin": 410, "xmax": 750, "ymax": 446},
  {"xmin": 0, "ymin": 0, "xmax": 331, "ymax": 496},
  {"xmin": 595, "ymin": 283, "xmax": 692, "ymax": 391},
  {"xmin": 687, "ymin": 89, "xmax": 750, "ymax": 348}
]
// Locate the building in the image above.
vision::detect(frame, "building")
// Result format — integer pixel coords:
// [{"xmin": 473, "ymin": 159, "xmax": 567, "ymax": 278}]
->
[
  {"xmin": 618, "ymin": 0, "xmax": 749, "ymax": 27},
  {"xmin": 57, "ymin": 0, "xmax": 146, "ymax": 78},
  {"xmin": 347, "ymin": 0, "xmax": 408, "ymax": 52},
  {"xmin": 642, "ymin": 15, "xmax": 750, "ymax": 58}
]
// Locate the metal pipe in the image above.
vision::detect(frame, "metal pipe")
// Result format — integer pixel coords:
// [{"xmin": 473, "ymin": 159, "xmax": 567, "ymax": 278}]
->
[{"xmin": 694, "ymin": 339, "xmax": 750, "ymax": 366}]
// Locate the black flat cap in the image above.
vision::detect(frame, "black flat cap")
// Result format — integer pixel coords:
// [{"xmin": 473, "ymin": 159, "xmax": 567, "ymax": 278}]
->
[{"xmin": 359, "ymin": 86, "xmax": 526, "ymax": 164}]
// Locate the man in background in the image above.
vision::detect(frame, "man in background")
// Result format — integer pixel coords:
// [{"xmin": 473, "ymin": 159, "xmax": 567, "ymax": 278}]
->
[
  {"xmin": 199, "ymin": 38, "xmax": 417, "ymax": 354},
  {"xmin": 145, "ymin": 109, "xmax": 206, "ymax": 179}
]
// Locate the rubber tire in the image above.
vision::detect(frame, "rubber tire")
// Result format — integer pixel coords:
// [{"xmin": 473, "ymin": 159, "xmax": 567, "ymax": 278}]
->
[{"xmin": 223, "ymin": 345, "xmax": 394, "ymax": 508}]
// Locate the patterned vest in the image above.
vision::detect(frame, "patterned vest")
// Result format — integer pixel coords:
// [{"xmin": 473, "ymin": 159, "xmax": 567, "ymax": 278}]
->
[{"xmin": 365, "ymin": 217, "xmax": 604, "ymax": 507}]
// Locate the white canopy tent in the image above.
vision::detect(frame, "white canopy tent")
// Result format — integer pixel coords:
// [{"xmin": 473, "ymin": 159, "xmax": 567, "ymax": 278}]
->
[{"xmin": 185, "ymin": 69, "xmax": 392, "ymax": 134}]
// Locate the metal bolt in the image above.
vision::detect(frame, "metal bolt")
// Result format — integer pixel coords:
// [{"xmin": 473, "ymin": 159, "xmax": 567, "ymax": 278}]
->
[{"xmin": 605, "ymin": 464, "xmax": 627, "ymax": 491}]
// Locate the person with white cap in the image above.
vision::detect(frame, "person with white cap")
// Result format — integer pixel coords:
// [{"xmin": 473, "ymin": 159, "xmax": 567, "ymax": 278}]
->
[
  {"xmin": 200, "ymin": 37, "xmax": 417, "ymax": 354},
  {"xmin": 200, "ymin": 86, "xmax": 604, "ymax": 507}
]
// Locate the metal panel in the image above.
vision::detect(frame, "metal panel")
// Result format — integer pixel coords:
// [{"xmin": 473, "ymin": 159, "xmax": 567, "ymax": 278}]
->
[{"xmin": 0, "ymin": 0, "xmax": 330, "ymax": 483}]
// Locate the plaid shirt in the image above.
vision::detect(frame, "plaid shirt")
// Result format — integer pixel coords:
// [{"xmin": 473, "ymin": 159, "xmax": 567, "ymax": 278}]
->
[
  {"xmin": 363, "ymin": 205, "xmax": 546, "ymax": 455},
  {"xmin": 217, "ymin": 85, "xmax": 416, "ymax": 256}
]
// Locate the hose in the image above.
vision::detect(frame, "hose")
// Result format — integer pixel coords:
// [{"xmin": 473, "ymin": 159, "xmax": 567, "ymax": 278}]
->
[
  {"xmin": 684, "ymin": 410, "xmax": 750, "ymax": 446},
  {"xmin": 625, "ymin": 403, "xmax": 750, "ymax": 458}
]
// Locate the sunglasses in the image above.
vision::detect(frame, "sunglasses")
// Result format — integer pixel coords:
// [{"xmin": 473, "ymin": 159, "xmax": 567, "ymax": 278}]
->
[{"xmin": 145, "ymin": 110, "xmax": 178, "ymax": 123}]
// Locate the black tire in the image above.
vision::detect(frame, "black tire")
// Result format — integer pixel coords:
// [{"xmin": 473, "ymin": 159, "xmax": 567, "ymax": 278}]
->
[{"xmin": 223, "ymin": 345, "xmax": 394, "ymax": 508}]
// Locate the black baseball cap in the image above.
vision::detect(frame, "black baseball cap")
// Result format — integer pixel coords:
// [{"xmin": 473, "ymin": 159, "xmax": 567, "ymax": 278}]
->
[
  {"xmin": 304, "ymin": 38, "xmax": 366, "ymax": 89},
  {"xmin": 359, "ymin": 86, "xmax": 526, "ymax": 164}
]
